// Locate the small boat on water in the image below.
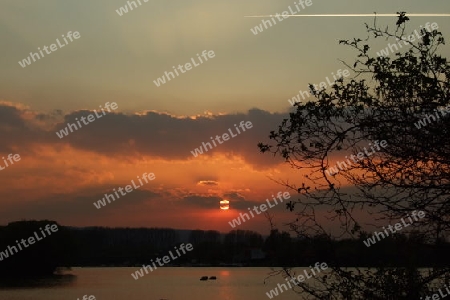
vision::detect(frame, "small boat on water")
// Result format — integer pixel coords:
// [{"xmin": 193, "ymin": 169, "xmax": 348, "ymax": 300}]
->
[
  {"xmin": 200, "ymin": 276, "xmax": 208, "ymax": 281},
  {"xmin": 209, "ymin": 276, "xmax": 216, "ymax": 280}
]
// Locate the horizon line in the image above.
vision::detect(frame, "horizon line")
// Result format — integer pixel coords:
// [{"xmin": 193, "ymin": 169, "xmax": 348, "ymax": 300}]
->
[{"xmin": 244, "ymin": 13, "xmax": 450, "ymax": 18}]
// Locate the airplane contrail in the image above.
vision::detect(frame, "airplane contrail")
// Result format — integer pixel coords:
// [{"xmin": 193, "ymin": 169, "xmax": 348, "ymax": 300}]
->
[{"xmin": 245, "ymin": 13, "xmax": 450, "ymax": 18}]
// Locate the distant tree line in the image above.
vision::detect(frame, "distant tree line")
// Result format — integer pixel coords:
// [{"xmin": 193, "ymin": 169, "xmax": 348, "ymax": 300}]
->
[{"xmin": 1, "ymin": 221, "xmax": 449, "ymax": 278}]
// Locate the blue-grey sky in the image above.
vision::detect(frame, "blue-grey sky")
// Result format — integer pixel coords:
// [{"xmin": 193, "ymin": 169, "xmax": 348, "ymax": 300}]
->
[{"xmin": 1, "ymin": 0, "xmax": 449, "ymax": 115}]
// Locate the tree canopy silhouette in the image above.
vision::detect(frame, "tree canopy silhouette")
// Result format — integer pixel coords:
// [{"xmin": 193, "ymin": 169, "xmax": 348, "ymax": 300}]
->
[
  {"xmin": 259, "ymin": 12, "xmax": 450, "ymax": 299},
  {"xmin": 0, "ymin": 220, "xmax": 74, "ymax": 277}
]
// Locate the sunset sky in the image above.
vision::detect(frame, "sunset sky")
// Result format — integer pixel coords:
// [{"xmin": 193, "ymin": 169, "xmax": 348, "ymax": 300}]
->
[{"xmin": 1, "ymin": 0, "xmax": 449, "ymax": 234}]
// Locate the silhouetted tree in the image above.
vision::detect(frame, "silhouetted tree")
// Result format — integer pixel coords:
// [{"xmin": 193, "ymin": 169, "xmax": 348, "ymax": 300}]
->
[
  {"xmin": 0, "ymin": 220, "xmax": 74, "ymax": 277},
  {"xmin": 259, "ymin": 12, "xmax": 449, "ymax": 299}
]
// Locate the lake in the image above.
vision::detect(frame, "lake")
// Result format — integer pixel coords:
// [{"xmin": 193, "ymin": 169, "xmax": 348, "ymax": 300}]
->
[{"xmin": 0, "ymin": 267, "xmax": 304, "ymax": 300}]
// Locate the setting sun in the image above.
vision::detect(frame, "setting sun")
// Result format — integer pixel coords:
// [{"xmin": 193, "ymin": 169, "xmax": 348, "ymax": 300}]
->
[{"xmin": 220, "ymin": 199, "xmax": 229, "ymax": 210}]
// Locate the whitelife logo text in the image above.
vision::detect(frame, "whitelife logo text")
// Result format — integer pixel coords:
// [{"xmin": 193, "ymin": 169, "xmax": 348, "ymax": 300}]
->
[
  {"xmin": 228, "ymin": 191, "xmax": 291, "ymax": 228},
  {"xmin": 131, "ymin": 243, "xmax": 193, "ymax": 280},
  {"xmin": 0, "ymin": 153, "xmax": 21, "ymax": 171},
  {"xmin": 250, "ymin": 0, "xmax": 313, "ymax": 35},
  {"xmin": 56, "ymin": 102, "xmax": 118, "ymax": 139},
  {"xmin": 190, "ymin": 121, "xmax": 253, "ymax": 158},
  {"xmin": 93, "ymin": 172, "xmax": 155, "ymax": 209},
  {"xmin": 0, "ymin": 224, "xmax": 59, "ymax": 262},
  {"xmin": 376, "ymin": 22, "xmax": 439, "ymax": 57},
  {"xmin": 116, "ymin": 0, "xmax": 149, "ymax": 16},
  {"xmin": 266, "ymin": 262, "xmax": 329, "ymax": 299},
  {"xmin": 326, "ymin": 140, "xmax": 388, "ymax": 176},
  {"xmin": 363, "ymin": 211, "xmax": 426, "ymax": 247},
  {"xmin": 153, "ymin": 50, "xmax": 215, "ymax": 87},
  {"xmin": 18, "ymin": 31, "xmax": 81, "ymax": 68},
  {"xmin": 288, "ymin": 69, "xmax": 350, "ymax": 106}
]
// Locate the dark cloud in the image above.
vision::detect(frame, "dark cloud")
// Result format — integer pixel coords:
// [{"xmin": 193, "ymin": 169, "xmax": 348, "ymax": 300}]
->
[
  {"xmin": 0, "ymin": 103, "xmax": 288, "ymax": 168},
  {"xmin": 223, "ymin": 191, "xmax": 246, "ymax": 202},
  {"xmin": 182, "ymin": 195, "xmax": 222, "ymax": 209},
  {"xmin": 0, "ymin": 105, "xmax": 25, "ymax": 128},
  {"xmin": 0, "ymin": 104, "xmax": 55, "ymax": 153},
  {"xmin": 0, "ymin": 186, "xmax": 160, "ymax": 222}
]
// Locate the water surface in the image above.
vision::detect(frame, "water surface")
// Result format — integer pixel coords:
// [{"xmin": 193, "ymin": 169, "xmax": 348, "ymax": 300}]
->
[{"xmin": 0, "ymin": 267, "xmax": 303, "ymax": 300}]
